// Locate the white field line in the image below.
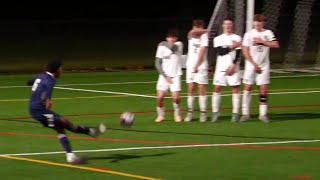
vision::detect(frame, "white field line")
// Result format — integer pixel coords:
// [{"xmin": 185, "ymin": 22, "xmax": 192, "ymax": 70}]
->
[
  {"xmin": 54, "ymin": 87, "xmax": 157, "ymax": 98},
  {"xmin": 270, "ymin": 74, "xmax": 320, "ymax": 79},
  {"xmin": 177, "ymin": 90, "xmax": 320, "ymax": 99},
  {"xmin": 56, "ymin": 87, "xmax": 320, "ymax": 99},
  {"xmin": 0, "ymin": 74, "xmax": 319, "ymax": 89},
  {"xmin": 1, "ymin": 139, "xmax": 320, "ymax": 157}
]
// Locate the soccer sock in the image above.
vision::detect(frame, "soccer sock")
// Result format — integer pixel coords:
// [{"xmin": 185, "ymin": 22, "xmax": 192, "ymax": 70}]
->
[
  {"xmin": 58, "ymin": 134, "xmax": 72, "ymax": 153},
  {"xmin": 156, "ymin": 106, "xmax": 165, "ymax": 118},
  {"xmin": 66, "ymin": 152, "xmax": 78, "ymax": 162},
  {"xmin": 199, "ymin": 95, "xmax": 207, "ymax": 112},
  {"xmin": 242, "ymin": 91, "xmax": 251, "ymax": 115},
  {"xmin": 173, "ymin": 103, "xmax": 180, "ymax": 117},
  {"xmin": 259, "ymin": 104, "xmax": 268, "ymax": 116},
  {"xmin": 187, "ymin": 95, "xmax": 195, "ymax": 112},
  {"xmin": 232, "ymin": 93, "xmax": 241, "ymax": 114},
  {"xmin": 212, "ymin": 92, "xmax": 221, "ymax": 113},
  {"xmin": 72, "ymin": 125, "xmax": 90, "ymax": 134}
]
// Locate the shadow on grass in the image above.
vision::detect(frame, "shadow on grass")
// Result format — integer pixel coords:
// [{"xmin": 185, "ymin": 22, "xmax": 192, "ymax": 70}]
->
[
  {"xmin": 89, "ymin": 152, "xmax": 175, "ymax": 163},
  {"xmin": 268, "ymin": 113, "xmax": 320, "ymax": 122},
  {"xmin": 110, "ymin": 113, "xmax": 320, "ymax": 140}
]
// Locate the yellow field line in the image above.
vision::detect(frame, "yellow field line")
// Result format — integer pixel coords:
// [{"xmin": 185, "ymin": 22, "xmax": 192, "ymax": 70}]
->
[
  {"xmin": 1, "ymin": 87, "xmax": 320, "ymax": 102},
  {"xmin": 0, "ymin": 155, "xmax": 162, "ymax": 180}
]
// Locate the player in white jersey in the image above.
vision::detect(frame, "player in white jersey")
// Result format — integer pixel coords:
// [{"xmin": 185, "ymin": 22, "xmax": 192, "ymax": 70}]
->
[
  {"xmin": 240, "ymin": 14, "xmax": 279, "ymax": 122},
  {"xmin": 154, "ymin": 29, "xmax": 184, "ymax": 123},
  {"xmin": 184, "ymin": 19, "xmax": 209, "ymax": 122},
  {"xmin": 211, "ymin": 18, "xmax": 242, "ymax": 122}
]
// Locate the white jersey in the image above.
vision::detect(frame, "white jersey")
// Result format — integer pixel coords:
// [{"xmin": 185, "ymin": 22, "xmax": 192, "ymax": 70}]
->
[
  {"xmin": 155, "ymin": 41, "xmax": 183, "ymax": 77},
  {"xmin": 186, "ymin": 33, "xmax": 209, "ymax": 70},
  {"xmin": 213, "ymin": 33, "xmax": 242, "ymax": 71},
  {"xmin": 242, "ymin": 29, "xmax": 276, "ymax": 68}
]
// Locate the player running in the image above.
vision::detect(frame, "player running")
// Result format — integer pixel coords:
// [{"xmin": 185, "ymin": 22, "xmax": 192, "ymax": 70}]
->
[
  {"xmin": 240, "ymin": 14, "xmax": 279, "ymax": 122},
  {"xmin": 211, "ymin": 18, "xmax": 242, "ymax": 122},
  {"xmin": 28, "ymin": 60, "xmax": 106, "ymax": 164}
]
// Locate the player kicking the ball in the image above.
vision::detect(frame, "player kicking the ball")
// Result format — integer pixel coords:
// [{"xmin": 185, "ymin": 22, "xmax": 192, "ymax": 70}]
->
[
  {"xmin": 28, "ymin": 60, "xmax": 106, "ymax": 164},
  {"xmin": 240, "ymin": 14, "xmax": 279, "ymax": 122},
  {"xmin": 211, "ymin": 18, "xmax": 242, "ymax": 122},
  {"xmin": 184, "ymin": 19, "xmax": 209, "ymax": 122},
  {"xmin": 154, "ymin": 29, "xmax": 183, "ymax": 123}
]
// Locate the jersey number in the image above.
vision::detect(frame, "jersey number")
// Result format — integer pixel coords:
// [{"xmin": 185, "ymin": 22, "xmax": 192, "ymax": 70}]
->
[
  {"xmin": 32, "ymin": 79, "xmax": 41, "ymax": 91},
  {"xmin": 257, "ymin": 46, "xmax": 263, "ymax": 52}
]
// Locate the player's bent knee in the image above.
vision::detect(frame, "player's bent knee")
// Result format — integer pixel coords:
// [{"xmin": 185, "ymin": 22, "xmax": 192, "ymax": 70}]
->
[{"xmin": 259, "ymin": 94, "xmax": 268, "ymax": 103}]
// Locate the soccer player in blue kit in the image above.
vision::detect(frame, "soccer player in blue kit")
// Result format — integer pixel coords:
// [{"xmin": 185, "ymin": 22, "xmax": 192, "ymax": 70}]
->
[{"xmin": 28, "ymin": 60, "xmax": 106, "ymax": 164}]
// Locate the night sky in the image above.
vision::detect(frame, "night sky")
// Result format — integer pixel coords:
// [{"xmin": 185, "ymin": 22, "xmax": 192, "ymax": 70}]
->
[{"xmin": 0, "ymin": 0, "xmax": 217, "ymax": 20}]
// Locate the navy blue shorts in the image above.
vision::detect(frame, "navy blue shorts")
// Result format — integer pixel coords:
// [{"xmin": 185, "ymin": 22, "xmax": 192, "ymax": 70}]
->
[{"xmin": 29, "ymin": 109, "xmax": 62, "ymax": 128}]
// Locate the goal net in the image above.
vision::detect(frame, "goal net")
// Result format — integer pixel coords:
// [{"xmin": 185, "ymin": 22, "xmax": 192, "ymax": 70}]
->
[{"xmin": 207, "ymin": 0, "xmax": 320, "ymax": 73}]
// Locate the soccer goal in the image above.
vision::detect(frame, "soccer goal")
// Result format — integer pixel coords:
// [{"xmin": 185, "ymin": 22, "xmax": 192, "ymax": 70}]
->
[{"xmin": 207, "ymin": 0, "xmax": 320, "ymax": 73}]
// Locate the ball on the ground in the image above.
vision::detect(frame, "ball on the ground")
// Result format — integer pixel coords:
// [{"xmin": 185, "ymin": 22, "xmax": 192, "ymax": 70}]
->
[{"xmin": 120, "ymin": 112, "xmax": 134, "ymax": 127}]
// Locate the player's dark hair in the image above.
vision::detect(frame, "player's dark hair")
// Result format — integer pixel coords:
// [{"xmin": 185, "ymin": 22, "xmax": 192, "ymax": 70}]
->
[
  {"xmin": 46, "ymin": 59, "xmax": 62, "ymax": 73},
  {"xmin": 223, "ymin": 17, "xmax": 234, "ymax": 22},
  {"xmin": 166, "ymin": 28, "xmax": 180, "ymax": 38},
  {"xmin": 192, "ymin": 19, "xmax": 205, "ymax": 28},
  {"xmin": 254, "ymin": 14, "xmax": 266, "ymax": 22}
]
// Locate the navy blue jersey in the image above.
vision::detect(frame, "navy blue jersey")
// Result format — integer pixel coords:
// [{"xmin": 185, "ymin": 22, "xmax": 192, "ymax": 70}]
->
[{"xmin": 29, "ymin": 72, "xmax": 56, "ymax": 110}]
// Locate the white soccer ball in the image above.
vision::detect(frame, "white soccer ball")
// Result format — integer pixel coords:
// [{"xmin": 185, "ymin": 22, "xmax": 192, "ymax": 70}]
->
[{"xmin": 120, "ymin": 112, "xmax": 134, "ymax": 127}]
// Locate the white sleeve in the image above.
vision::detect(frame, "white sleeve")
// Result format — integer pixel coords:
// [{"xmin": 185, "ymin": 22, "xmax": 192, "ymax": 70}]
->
[
  {"xmin": 175, "ymin": 41, "xmax": 184, "ymax": 55},
  {"xmin": 266, "ymin": 30, "xmax": 277, "ymax": 41},
  {"xmin": 213, "ymin": 37, "xmax": 218, "ymax": 48},
  {"xmin": 200, "ymin": 33, "xmax": 209, "ymax": 47},
  {"xmin": 155, "ymin": 46, "xmax": 164, "ymax": 58},
  {"xmin": 234, "ymin": 35, "xmax": 242, "ymax": 49},
  {"xmin": 242, "ymin": 32, "xmax": 251, "ymax": 47}
]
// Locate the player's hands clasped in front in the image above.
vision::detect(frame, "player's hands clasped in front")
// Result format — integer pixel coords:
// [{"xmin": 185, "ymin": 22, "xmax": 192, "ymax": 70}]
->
[
  {"xmin": 253, "ymin": 64, "xmax": 262, "ymax": 74},
  {"xmin": 226, "ymin": 64, "xmax": 236, "ymax": 76},
  {"xmin": 193, "ymin": 65, "xmax": 199, "ymax": 73},
  {"xmin": 166, "ymin": 76, "xmax": 173, "ymax": 84}
]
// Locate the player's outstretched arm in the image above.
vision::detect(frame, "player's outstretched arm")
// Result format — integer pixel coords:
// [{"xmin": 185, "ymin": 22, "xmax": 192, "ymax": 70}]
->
[
  {"xmin": 188, "ymin": 28, "xmax": 208, "ymax": 39},
  {"xmin": 26, "ymin": 78, "xmax": 36, "ymax": 86}
]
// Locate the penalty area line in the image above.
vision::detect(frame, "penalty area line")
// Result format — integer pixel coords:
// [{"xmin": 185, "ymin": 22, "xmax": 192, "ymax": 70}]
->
[
  {"xmin": 1, "ymin": 139, "xmax": 320, "ymax": 157},
  {"xmin": 54, "ymin": 87, "xmax": 156, "ymax": 98}
]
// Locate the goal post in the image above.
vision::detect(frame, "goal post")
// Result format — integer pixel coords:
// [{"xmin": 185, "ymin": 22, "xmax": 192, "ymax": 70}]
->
[{"xmin": 206, "ymin": 0, "xmax": 320, "ymax": 72}]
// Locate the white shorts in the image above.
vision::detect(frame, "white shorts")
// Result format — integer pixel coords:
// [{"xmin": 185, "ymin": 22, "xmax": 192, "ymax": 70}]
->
[
  {"xmin": 186, "ymin": 69, "xmax": 208, "ymax": 84},
  {"xmin": 242, "ymin": 67, "xmax": 270, "ymax": 85},
  {"xmin": 156, "ymin": 75, "xmax": 181, "ymax": 92},
  {"xmin": 213, "ymin": 69, "xmax": 241, "ymax": 86}
]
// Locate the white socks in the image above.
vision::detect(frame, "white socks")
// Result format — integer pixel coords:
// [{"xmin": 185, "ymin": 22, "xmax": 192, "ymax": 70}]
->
[
  {"xmin": 187, "ymin": 95, "xmax": 195, "ymax": 112},
  {"xmin": 173, "ymin": 103, "xmax": 180, "ymax": 117},
  {"xmin": 156, "ymin": 106, "xmax": 165, "ymax": 118},
  {"xmin": 259, "ymin": 104, "xmax": 267, "ymax": 116},
  {"xmin": 67, "ymin": 153, "xmax": 77, "ymax": 162},
  {"xmin": 212, "ymin": 92, "xmax": 221, "ymax": 113},
  {"xmin": 199, "ymin": 95, "xmax": 207, "ymax": 112},
  {"xmin": 242, "ymin": 90, "xmax": 251, "ymax": 115},
  {"xmin": 232, "ymin": 93, "xmax": 240, "ymax": 114}
]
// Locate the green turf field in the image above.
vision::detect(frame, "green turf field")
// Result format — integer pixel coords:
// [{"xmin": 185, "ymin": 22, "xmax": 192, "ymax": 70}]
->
[{"xmin": 0, "ymin": 70, "xmax": 320, "ymax": 180}]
